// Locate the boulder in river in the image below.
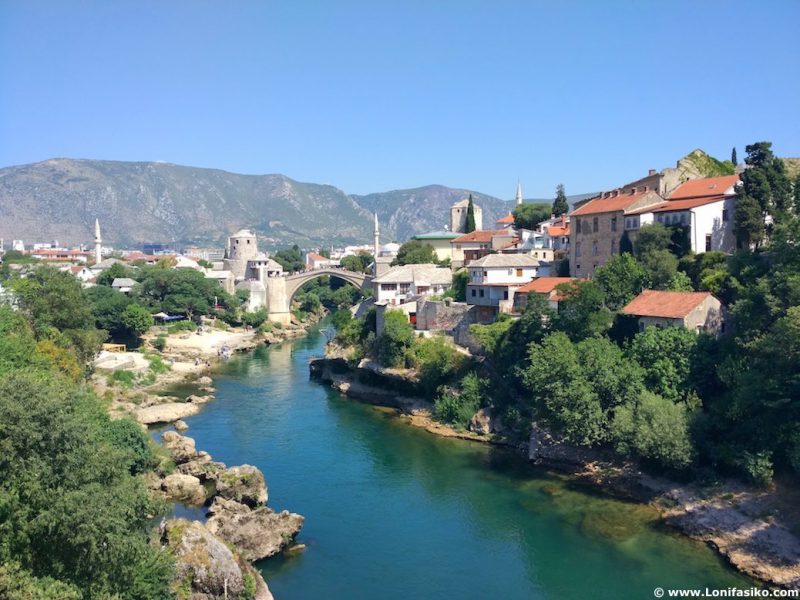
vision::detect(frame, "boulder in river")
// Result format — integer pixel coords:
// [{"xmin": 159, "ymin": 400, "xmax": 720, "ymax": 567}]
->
[
  {"xmin": 162, "ymin": 431, "xmax": 200, "ymax": 464},
  {"xmin": 164, "ymin": 518, "xmax": 273, "ymax": 600},
  {"xmin": 469, "ymin": 407, "xmax": 504, "ymax": 435},
  {"xmin": 136, "ymin": 402, "xmax": 200, "ymax": 425},
  {"xmin": 206, "ymin": 497, "xmax": 305, "ymax": 562},
  {"xmin": 215, "ymin": 465, "xmax": 268, "ymax": 507},
  {"xmin": 174, "ymin": 419, "xmax": 189, "ymax": 431},
  {"xmin": 161, "ymin": 473, "xmax": 207, "ymax": 505}
]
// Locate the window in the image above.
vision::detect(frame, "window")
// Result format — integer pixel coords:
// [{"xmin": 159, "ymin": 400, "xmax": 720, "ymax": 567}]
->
[
  {"xmin": 722, "ymin": 209, "xmax": 729, "ymax": 222},
  {"xmin": 680, "ymin": 213, "xmax": 687, "ymax": 225},
  {"xmin": 611, "ymin": 239, "xmax": 617, "ymax": 254},
  {"xmin": 516, "ymin": 268, "xmax": 523, "ymax": 277},
  {"xmin": 479, "ymin": 289, "xmax": 485, "ymax": 298},
  {"xmin": 382, "ymin": 283, "xmax": 397, "ymax": 291},
  {"xmin": 593, "ymin": 217, "xmax": 599, "ymax": 233},
  {"xmin": 611, "ymin": 216, "xmax": 617, "ymax": 232},
  {"xmin": 592, "ymin": 241, "xmax": 598, "ymax": 256},
  {"xmin": 503, "ymin": 290, "xmax": 509, "ymax": 300},
  {"xmin": 471, "ymin": 289, "xmax": 476, "ymax": 297},
  {"xmin": 483, "ymin": 271, "xmax": 488, "ymax": 277},
  {"xmin": 456, "ymin": 244, "xmax": 462, "ymax": 250},
  {"xmin": 705, "ymin": 234, "xmax": 712, "ymax": 252},
  {"xmin": 399, "ymin": 283, "xmax": 410, "ymax": 294},
  {"xmin": 576, "ymin": 220, "xmax": 582, "ymax": 234},
  {"xmin": 507, "ymin": 268, "xmax": 513, "ymax": 276},
  {"xmin": 575, "ymin": 242, "xmax": 581, "ymax": 257}
]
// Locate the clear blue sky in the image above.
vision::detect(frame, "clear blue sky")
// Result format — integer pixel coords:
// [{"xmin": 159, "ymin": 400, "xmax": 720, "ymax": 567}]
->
[{"xmin": 1, "ymin": 1, "xmax": 798, "ymax": 199}]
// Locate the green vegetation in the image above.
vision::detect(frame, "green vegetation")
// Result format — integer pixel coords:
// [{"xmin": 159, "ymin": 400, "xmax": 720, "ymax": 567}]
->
[
  {"xmin": 0, "ymin": 305, "xmax": 173, "ymax": 597},
  {"xmin": 391, "ymin": 240, "xmax": 438, "ymax": 266},
  {"xmin": 444, "ymin": 269, "xmax": 469, "ymax": 301},
  {"xmin": 552, "ymin": 183, "xmax": 569, "ymax": 217},
  {"xmin": 272, "ymin": 244, "xmax": 305, "ymax": 272},
  {"xmin": 340, "ymin": 252, "xmax": 373, "ymax": 273},
  {"xmin": 684, "ymin": 149, "xmax": 735, "ymax": 177},
  {"xmin": 434, "ymin": 372, "xmax": 485, "ymax": 428},
  {"xmin": 512, "ymin": 202, "xmax": 551, "ymax": 231},
  {"xmin": 465, "ymin": 194, "xmax": 477, "ymax": 233}
]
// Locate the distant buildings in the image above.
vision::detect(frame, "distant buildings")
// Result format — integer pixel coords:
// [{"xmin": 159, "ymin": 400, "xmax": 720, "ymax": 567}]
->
[
  {"xmin": 465, "ymin": 254, "xmax": 540, "ymax": 321},
  {"xmin": 513, "ymin": 276, "xmax": 577, "ymax": 312},
  {"xmin": 412, "ymin": 231, "xmax": 459, "ymax": 263},
  {"xmin": 305, "ymin": 252, "xmax": 339, "ymax": 270}
]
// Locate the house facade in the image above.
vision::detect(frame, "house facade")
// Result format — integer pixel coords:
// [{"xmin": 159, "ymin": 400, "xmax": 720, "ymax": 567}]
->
[
  {"xmin": 569, "ymin": 187, "xmax": 664, "ymax": 278},
  {"xmin": 412, "ymin": 231, "xmax": 459, "ymax": 262},
  {"xmin": 451, "ymin": 230, "xmax": 516, "ymax": 269},
  {"xmin": 372, "ymin": 263, "xmax": 452, "ymax": 305},
  {"xmin": 466, "ymin": 254, "xmax": 539, "ymax": 320},
  {"xmin": 513, "ymin": 276, "xmax": 577, "ymax": 312}
]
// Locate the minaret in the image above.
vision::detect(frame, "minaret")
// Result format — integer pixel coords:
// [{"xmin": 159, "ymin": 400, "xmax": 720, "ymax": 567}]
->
[
  {"xmin": 373, "ymin": 213, "xmax": 380, "ymax": 258},
  {"xmin": 515, "ymin": 181, "xmax": 523, "ymax": 206},
  {"xmin": 94, "ymin": 218, "xmax": 102, "ymax": 265}
]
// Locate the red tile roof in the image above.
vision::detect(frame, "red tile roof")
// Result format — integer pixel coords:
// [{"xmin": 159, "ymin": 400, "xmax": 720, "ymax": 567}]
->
[
  {"xmin": 668, "ymin": 175, "xmax": 739, "ymax": 200},
  {"xmin": 451, "ymin": 230, "xmax": 510, "ymax": 243},
  {"xmin": 306, "ymin": 252, "xmax": 328, "ymax": 262},
  {"xmin": 570, "ymin": 190, "xmax": 662, "ymax": 217},
  {"xmin": 516, "ymin": 277, "xmax": 577, "ymax": 295},
  {"xmin": 497, "ymin": 213, "xmax": 515, "ymax": 224},
  {"xmin": 547, "ymin": 224, "xmax": 570, "ymax": 236},
  {"xmin": 621, "ymin": 290, "xmax": 715, "ymax": 319}
]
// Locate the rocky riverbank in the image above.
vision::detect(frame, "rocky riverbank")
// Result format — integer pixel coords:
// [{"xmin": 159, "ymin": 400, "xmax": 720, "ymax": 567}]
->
[
  {"xmin": 310, "ymin": 356, "xmax": 800, "ymax": 590},
  {"xmin": 93, "ymin": 321, "xmax": 316, "ymax": 599}
]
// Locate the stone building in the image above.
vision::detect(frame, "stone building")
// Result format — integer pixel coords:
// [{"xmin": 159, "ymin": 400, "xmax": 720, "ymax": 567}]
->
[
  {"xmin": 223, "ymin": 229, "xmax": 259, "ymax": 279},
  {"xmin": 569, "ymin": 187, "xmax": 664, "ymax": 278},
  {"xmin": 621, "ymin": 290, "xmax": 725, "ymax": 335},
  {"xmin": 450, "ymin": 198, "xmax": 483, "ymax": 233}
]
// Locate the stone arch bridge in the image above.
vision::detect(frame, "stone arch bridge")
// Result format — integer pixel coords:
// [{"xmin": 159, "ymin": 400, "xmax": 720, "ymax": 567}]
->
[{"xmin": 263, "ymin": 268, "xmax": 373, "ymax": 324}]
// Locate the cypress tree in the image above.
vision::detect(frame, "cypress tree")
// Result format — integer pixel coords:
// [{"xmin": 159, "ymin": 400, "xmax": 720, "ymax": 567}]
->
[
  {"xmin": 731, "ymin": 147, "xmax": 737, "ymax": 166},
  {"xmin": 552, "ymin": 184, "xmax": 569, "ymax": 217},
  {"xmin": 465, "ymin": 194, "xmax": 476, "ymax": 233}
]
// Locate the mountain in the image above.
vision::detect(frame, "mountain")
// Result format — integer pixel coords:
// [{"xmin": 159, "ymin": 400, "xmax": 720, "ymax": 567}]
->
[
  {"xmin": 0, "ymin": 158, "xmax": 373, "ymax": 248},
  {"xmin": 0, "ymin": 158, "xmax": 593, "ymax": 249}
]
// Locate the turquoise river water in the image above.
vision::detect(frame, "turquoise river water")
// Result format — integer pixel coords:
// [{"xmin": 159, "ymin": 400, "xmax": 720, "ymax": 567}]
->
[{"xmin": 174, "ymin": 322, "xmax": 750, "ymax": 600}]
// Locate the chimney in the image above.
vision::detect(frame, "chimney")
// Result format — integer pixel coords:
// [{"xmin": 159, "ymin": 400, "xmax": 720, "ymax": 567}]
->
[{"xmin": 648, "ymin": 169, "xmax": 656, "ymax": 176}]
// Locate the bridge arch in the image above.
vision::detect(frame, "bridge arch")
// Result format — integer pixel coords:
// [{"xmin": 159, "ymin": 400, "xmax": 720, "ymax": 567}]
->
[{"xmin": 284, "ymin": 268, "xmax": 372, "ymax": 303}]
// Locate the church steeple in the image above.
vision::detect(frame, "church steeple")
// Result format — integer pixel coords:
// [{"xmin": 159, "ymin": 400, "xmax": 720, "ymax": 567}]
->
[
  {"xmin": 94, "ymin": 218, "xmax": 102, "ymax": 265},
  {"xmin": 515, "ymin": 181, "xmax": 523, "ymax": 206}
]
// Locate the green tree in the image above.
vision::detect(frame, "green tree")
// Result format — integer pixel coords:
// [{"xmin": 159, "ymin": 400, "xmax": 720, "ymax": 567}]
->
[
  {"xmin": 120, "ymin": 303, "xmax": 153, "ymax": 338},
  {"xmin": 794, "ymin": 176, "xmax": 800, "ymax": 213},
  {"xmin": 634, "ymin": 223, "xmax": 673, "ymax": 259},
  {"xmin": 96, "ymin": 262, "xmax": 134, "ymax": 287},
  {"xmin": 84, "ymin": 285, "xmax": 133, "ymax": 337},
  {"xmin": 593, "ymin": 253, "xmax": 649, "ymax": 311},
  {"xmin": 611, "ymin": 391, "xmax": 694, "ymax": 470},
  {"xmin": 512, "ymin": 203, "xmax": 551, "ymax": 230},
  {"xmin": 341, "ymin": 253, "xmax": 374, "ymax": 273},
  {"xmin": 552, "ymin": 183, "xmax": 569, "ymax": 217},
  {"xmin": 434, "ymin": 372, "xmax": 485, "ymax": 427},
  {"xmin": 377, "ymin": 310, "xmax": 415, "ymax": 367},
  {"xmin": 521, "ymin": 332, "xmax": 607, "ymax": 446},
  {"xmin": 444, "ymin": 269, "xmax": 469, "ymax": 301},
  {"xmin": 391, "ymin": 240, "xmax": 438, "ymax": 266},
  {"xmin": 576, "ymin": 336, "xmax": 645, "ymax": 409},
  {"xmin": 134, "ymin": 266, "xmax": 228, "ymax": 319},
  {"xmin": 465, "ymin": 194, "xmax": 477, "ymax": 233},
  {"xmin": 272, "ymin": 244, "xmax": 305, "ymax": 272},
  {"xmin": 731, "ymin": 146, "xmax": 737, "ymax": 166},
  {"xmin": 553, "ymin": 280, "xmax": 612, "ymax": 341},
  {"xmin": 627, "ymin": 326, "xmax": 700, "ymax": 403}
]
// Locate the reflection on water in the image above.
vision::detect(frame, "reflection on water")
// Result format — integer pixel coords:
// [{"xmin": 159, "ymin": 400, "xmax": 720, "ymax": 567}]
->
[{"xmin": 177, "ymin": 322, "xmax": 749, "ymax": 600}]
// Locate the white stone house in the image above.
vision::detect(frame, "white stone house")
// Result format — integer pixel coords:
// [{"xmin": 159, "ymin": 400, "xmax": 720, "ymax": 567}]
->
[
  {"xmin": 372, "ymin": 264, "xmax": 452, "ymax": 305},
  {"xmin": 111, "ymin": 277, "xmax": 137, "ymax": 294},
  {"xmin": 466, "ymin": 254, "xmax": 539, "ymax": 321}
]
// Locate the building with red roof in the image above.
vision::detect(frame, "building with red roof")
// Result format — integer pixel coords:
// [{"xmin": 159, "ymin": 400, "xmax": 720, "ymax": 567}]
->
[
  {"xmin": 450, "ymin": 229, "xmax": 516, "ymax": 268},
  {"xmin": 513, "ymin": 276, "xmax": 578, "ymax": 312},
  {"xmin": 621, "ymin": 289, "xmax": 725, "ymax": 335}
]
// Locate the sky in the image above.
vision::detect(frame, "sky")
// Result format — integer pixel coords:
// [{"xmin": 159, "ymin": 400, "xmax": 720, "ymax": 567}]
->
[{"xmin": 0, "ymin": 1, "xmax": 798, "ymax": 199}]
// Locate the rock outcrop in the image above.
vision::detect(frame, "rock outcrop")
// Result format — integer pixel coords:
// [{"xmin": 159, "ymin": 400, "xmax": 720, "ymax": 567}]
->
[
  {"xmin": 161, "ymin": 473, "xmax": 207, "ymax": 505},
  {"xmin": 469, "ymin": 407, "xmax": 504, "ymax": 435},
  {"xmin": 164, "ymin": 519, "xmax": 273, "ymax": 600},
  {"xmin": 215, "ymin": 465, "xmax": 268, "ymax": 508},
  {"xmin": 136, "ymin": 402, "xmax": 200, "ymax": 425},
  {"xmin": 207, "ymin": 497, "xmax": 305, "ymax": 562}
]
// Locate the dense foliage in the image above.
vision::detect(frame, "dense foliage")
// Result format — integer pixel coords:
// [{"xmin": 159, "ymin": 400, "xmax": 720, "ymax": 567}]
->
[
  {"xmin": 552, "ymin": 183, "xmax": 569, "ymax": 217},
  {"xmin": 391, "ymin": 240, "xmax": 439, "ymax": 266},
  {"xmin": 512, "ymin": 203, "xmax": 551, "ymax": 231},
  {"xmin": 0, "ymin": 303, "xmax": 173, "ymax": 597}
]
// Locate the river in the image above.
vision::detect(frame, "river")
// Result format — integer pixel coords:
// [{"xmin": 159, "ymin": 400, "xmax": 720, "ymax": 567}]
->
[{"xmin": 175, "ymin": 322, "xmax": 749, "ymax": 599}]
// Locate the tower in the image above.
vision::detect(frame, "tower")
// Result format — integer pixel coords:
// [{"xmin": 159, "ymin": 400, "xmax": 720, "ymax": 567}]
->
[
  {"xmin": 94, "ymin": 218, "xmax": 102, "ymax": 264},
  {"xmin": 515, "ymin": 181, "xmax": 523, "ymax": 206},
  {"xmin": 373, "ymin": 212, "xmax": 380, "ymax": 258}
]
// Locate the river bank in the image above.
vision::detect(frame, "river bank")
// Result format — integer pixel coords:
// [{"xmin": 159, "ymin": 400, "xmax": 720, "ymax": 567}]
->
[
  {"xmin": 92, "ymin": 318, "xmax": 318, "ymax": 598},
  {"xmin": 309, "ymin": 355, "xmax": 800, "ymax": 590}
]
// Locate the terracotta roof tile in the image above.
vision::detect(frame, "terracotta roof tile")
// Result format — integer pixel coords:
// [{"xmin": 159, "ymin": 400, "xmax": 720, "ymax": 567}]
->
[
  {"xmin": 621, "ymin": 289, "xmax": 715, "ymax": 319},
  {"xmin": 668, "ymin": 175, "xmax": 740, "ymax": 200},
  {"xmin": 653, "ymin": 196, "xmax": 726, "ymax": 211},
  {"xmin": 516, "ymin": 277, "xmax": 578, "ymax": 295},
  {"xmin": 451, "ymin": 230, "xmax": 510, "ymax": 243},
  {"xmin": 497, "ymin": 213, "xmax": 515, "ymax": 224},
  {"xmin": 570, "ymin": 190, "xmax": 663, "ymax": 217}
]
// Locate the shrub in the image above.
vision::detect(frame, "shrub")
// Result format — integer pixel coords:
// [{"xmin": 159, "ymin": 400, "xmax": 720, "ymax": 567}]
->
[
  {"xmin": 241, "ymin": 308, "xmax": 268, "ymax": 328},
  {"xmin": 146, "ymin": 354, "xmax": 171, "ymax": 375},
  {"xmin": 110, "ymin": 369, "xmax": 135, "ymax": 388},
  {"xmin": 167, "ymin": 320, "xmax": 197, "ymax": 333},
  {"xmin": 433, "ymin": 373, "xmax": 485, "ymax": 428},
  {"xmin": 257, "ymin": 321, "xmax": 274, "ymax": 334},
  {"xmin": 410, "ymin": 336, "xmax": 467, "ymax": 394},
  {"xmin": 152, "ymin": 335, "xmax": 167, "ymax": 352},
  {"xmin": 102, "ymin": 417, "xmax": 158, "ymax": 475},
  {"xmin": 737, "ymin": 451, "xmax": 774, "ymax": 487}
]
